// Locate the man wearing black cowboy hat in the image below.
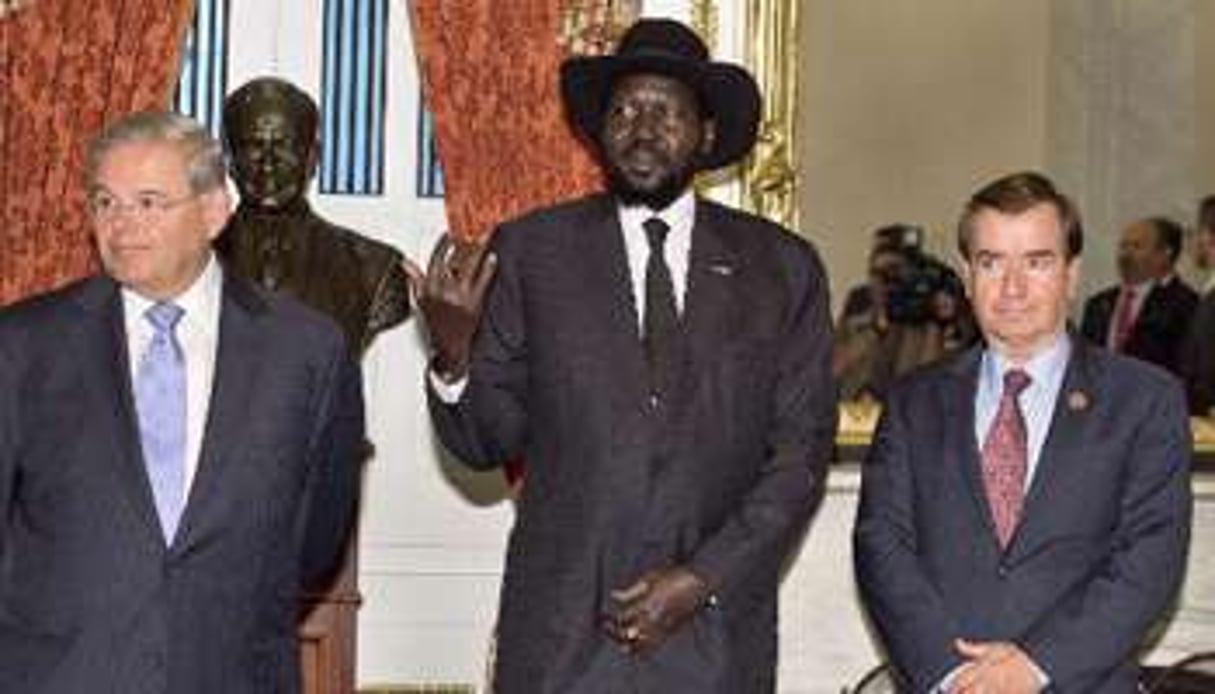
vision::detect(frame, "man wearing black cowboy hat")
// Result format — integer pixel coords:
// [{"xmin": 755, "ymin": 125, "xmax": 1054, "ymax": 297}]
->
[{"xmin": 409, "ymin": 18, "xmax": 835, "ymax": 693}]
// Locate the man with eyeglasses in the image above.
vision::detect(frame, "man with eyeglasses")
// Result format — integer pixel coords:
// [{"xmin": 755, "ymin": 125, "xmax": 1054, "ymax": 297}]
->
[{"xmin": 0, "ymin": 110, "xmax": 363, "ymax": 694}]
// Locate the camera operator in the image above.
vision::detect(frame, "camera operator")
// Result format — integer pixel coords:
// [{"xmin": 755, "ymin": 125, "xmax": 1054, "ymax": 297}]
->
[{"xmin": 834, "ymin": 225, "xmax": 976, "ymax": 400}]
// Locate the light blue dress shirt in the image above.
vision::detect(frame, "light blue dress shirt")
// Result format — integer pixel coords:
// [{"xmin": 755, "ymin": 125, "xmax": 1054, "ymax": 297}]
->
[{"xmin": 974, "ymin": 334, "xmax": 1072, "ymax": 488}]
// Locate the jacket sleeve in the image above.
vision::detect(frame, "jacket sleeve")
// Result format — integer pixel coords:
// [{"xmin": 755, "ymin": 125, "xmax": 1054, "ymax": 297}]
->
[
  {"xmin": 425, "ymin": 226, "xmax": 529, "ymax": 470},
  {"xmin": 0, "ymin": 330, "xmax": 15, "ymax": 566},
  {"xmin": 1021, "ymin": 380, "xmax": 1192, "ymax": 689},
  {"xmin": 853, "ymin": 391, "xmax": 967, "ymax": 691},
  {"xmin": 297, "ymin": 332, "xmax": 365, "ymax": 591},
  {"xmin": 686, "ymin": 241, "xmax": 836, "ymax": 605}
]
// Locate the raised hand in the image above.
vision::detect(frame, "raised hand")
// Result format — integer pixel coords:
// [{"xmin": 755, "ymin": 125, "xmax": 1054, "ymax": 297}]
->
[{"xmin": 404, "ymin": 234, "xmax": 497, "ymax": 380}]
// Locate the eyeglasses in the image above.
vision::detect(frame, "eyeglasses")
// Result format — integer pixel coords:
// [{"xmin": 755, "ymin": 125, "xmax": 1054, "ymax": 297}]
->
[{"xmin": 87, "ymin": 191, "xmax": 198, "ymax": 222}]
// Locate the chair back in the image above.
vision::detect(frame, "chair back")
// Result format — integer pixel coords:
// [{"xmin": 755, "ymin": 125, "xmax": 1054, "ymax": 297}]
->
[
  {"xmin": 844, "ymin": 662, "xmax": 903, "ymax": 694},
  {"xmin": 1142, "ymin": 652, "xmax": 1215, "ymax": 694}
]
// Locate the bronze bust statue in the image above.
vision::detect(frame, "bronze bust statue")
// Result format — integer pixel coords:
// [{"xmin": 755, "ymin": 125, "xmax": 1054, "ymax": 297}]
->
[{"xmin": 217, "ymin": 77, "xmax": 410, "ymax": 354}]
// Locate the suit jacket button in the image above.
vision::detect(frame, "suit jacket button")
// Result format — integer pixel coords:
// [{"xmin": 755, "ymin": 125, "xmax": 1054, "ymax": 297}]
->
[
  {"xmin": 648, "ymin": 394, "xmax": 660, "ymax": 409},
  {"xmin": 997, "ymin": 562, "xmax": 1010, "ymax": 578}
]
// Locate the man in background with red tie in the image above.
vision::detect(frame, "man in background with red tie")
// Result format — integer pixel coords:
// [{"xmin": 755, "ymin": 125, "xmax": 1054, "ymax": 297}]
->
[
  {"xmin": 855, "ymin": 172, "xmax": 1192, "ymax": 692},
  {"xmin": 1079, "ymin": 216, "xmax": 1198, "ymax": 377}
]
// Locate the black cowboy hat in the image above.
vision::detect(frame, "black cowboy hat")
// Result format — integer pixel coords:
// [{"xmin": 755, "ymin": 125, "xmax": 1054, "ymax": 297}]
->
[{"xmin": 560, "ymin": 18, "xmax": 762, "ymax": 170}]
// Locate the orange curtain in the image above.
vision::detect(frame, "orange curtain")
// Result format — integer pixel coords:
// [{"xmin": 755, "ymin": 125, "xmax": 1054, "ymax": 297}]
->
[
  {"xmin": 409, "ymin": 0, "xmax": 609, "ymax": 241},
  {"xmin": 0, "ymin": 0, "xmax": 195, "ymax": 305}
]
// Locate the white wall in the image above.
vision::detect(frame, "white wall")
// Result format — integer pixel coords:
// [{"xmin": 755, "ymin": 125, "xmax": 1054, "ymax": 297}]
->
[
  {"xmin": 798, "ymin": 0, "xmax": 1051, "ymax": 311},
  {"xmin": 797, "ymin": 0, "xmax": 1209, "ymax": 311}
]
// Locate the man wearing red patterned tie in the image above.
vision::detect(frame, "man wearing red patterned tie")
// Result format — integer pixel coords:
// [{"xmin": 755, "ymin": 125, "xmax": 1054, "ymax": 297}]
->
[
  {"xmin": 855, "ymin": 172, "xmax": 1192, "ymax": 692},
  {"xmin": 1080, "ymin": 217, "xmax": 1199, "ymax": 376}
]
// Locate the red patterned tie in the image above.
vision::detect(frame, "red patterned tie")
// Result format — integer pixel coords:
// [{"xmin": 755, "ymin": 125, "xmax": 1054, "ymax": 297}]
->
[
  {"xmin": 981, "ymin": 369, "xmax": 1032, "ymax": 548},
  {"xmin": 1111, "ymin": 285, "xmax": 1137, "ymax": 351}
]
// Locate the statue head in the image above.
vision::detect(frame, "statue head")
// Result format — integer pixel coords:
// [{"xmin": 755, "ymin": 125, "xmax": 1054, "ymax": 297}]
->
[{"xmin": 222, "ymin": 77, "xmax": 319, "ymax": 211}]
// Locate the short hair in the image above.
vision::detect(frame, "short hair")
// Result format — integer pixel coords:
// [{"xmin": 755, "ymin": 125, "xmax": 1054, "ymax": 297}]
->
[
  {"xmin": 872, "ymin": 223, "xmax": 923, "ymax": 254},
  {"xmin": 1198, "ymin": 195, "xmax": 1215, "ymax": 234},
  {"xmin": 1145, "ymin": 216, "xmax": 1185, "ymax": 264},
  {"xmin": 957, "ymin": 171, "xmax": 1083, "ymax": 260},
  {"xmin": 85, "ymin": 110, "xmax": 226, "ymax": 193},
  {"xmin": 222, "ymin": 77, "xmax": 319, "ymax": 147}
]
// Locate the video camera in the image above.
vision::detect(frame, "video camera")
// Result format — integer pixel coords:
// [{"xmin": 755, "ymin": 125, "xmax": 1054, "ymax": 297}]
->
[{"xmin": 873, "ymin": 225, "xmax": 966, "ymax": 326}]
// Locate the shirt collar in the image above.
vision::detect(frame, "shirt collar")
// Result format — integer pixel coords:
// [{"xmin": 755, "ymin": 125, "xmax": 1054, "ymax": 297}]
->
[
  {"xmin": 1123, "ymin": 277, "xmax": 1155, "ymax": 294},
  {"xmin": 982, "ymin": 331, "xmax": 1071, "ymax": 392},
  {"xmin": 618, "ymin": 190, "xmax": 696, "ymax": 235},
  {"xmin": 122, "ymin": 252, "xmax": 222, "ymax": 328}
]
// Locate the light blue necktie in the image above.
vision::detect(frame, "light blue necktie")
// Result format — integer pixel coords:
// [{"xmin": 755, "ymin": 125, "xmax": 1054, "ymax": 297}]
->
[{"xmin": 134, "ymin": 302, "xmax": 187, "ymax": 543}]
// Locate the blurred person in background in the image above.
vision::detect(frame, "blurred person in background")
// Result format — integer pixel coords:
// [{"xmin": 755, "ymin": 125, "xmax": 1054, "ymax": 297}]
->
[
  {"xmin": 834, "ymin": 224, "xmax": 976, "ymax": 400},
  {"xmin": 1182, "ymin": 196, "xmax": 1215, "ymax": 414},
  {"xmin": 1080, "ymin": 216, "xmax": 1198, "ymax": 376}
]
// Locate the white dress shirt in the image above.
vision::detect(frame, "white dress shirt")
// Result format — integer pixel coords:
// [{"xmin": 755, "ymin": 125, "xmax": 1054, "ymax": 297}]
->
[
  {"xmin": 122, "ymin": 254, "xmax": 222, "ymax": 494},
  {"xmin": 617, "ymin": 190, "xmax": 695, "ymax": 326}
]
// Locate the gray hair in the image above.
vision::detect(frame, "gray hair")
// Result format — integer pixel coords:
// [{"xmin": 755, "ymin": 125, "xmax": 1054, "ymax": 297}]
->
[{"xmin": 85, "ymin": 110, "xmax": 227, "ymax": 193}]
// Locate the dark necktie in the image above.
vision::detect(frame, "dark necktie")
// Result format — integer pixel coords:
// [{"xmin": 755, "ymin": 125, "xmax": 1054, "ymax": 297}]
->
[
  {"xmin": 134, "ymin": 302, "xmax": 187, "ymax": 543},
  {"xmin": 980, "ymin": 368, "xmax": 1032, "ymax": 548},
  {"xmin": 643, "ymin": 217, "xmax": 679, "ymax": 397}
]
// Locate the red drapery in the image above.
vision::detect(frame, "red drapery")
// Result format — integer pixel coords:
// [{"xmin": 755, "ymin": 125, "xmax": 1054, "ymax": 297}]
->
[
  {"xmin": 409, "ymin": 0, "xmax": 609, "ymax": 242},
  {"xmin": 411, "ymin": 1, "xmax": 633, "ymax": 486},
  {"xmin": 0, "ymin": 0, "xmax": 195, "ymax": 305}
]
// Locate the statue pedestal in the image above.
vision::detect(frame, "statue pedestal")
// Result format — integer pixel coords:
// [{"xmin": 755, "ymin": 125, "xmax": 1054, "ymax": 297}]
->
[{"xmin": 300, "ymin": 538, "xmax": 359, "ymax": 694}]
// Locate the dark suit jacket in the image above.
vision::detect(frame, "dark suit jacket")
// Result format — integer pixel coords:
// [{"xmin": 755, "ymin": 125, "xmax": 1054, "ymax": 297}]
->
[
  {"xmin": 1079, "ymin": 276, "xmax": 1199, "ymax": 376},
  {"xmin": 1181, "ymin": 288, "xmax": 1215, "ymax": 415},
  {"xmin": 428, "ymin": 194, "xmax": 836, "ymax": 694},
  {"xmin": 854, "ymin": 339, "xmax": 1191, "ymax": 692},
  {"xmin": 0, "ymin": 272, "xmax": 363, "ymax": 694}
]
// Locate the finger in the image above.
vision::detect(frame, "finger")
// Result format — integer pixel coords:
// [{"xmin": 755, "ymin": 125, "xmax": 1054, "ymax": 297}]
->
[
  {"xmin": 450, "ymin": 239, "xmax": 488, "ymax": 284},
  {"xmin": 402, "ymin": 257, "xmax": 426, "ymax": 294},
  {"xmin": 427, "ymin": 233, "xmax": 455, "ymax": 282},
  {"xmin": 610, "ymin": 577, "xmax": 651, "ymax": 604},
  {"xmin": 600, "ymin": 611, "xmax": 646, "ymax": 654},
  {"xmin": 955, "ymin": 638, "xmax": 989, "ymax": 659},
  {"xmin": 600, "ymin": 612, "xmax": 628, "ymax": 643},
  {"xmin": 949, "ymin": 661, "xmax": 985, "ymax": 693},
  {"xmin": 470, "ymin": 252, "xmax": 498, "ymax": 303}
]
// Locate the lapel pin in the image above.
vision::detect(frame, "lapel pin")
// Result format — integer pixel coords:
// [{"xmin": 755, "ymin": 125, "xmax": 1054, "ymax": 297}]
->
[
  {"xmin": 708, "ymin": 263, "xmax": 734, "ymax": 277},
  {"xmin": 1067, "ymin": 389, "xmax": 1090, "ymax": 412}
]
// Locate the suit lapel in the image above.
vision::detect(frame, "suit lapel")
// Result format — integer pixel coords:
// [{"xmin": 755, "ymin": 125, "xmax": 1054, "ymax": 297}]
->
[
  {"xmin": 677, "ymin": 203, "xmax": 743, "ymax": 408},
  {"xmin": 1009, "ymin": 338, "xmax": 1097, "ymax": 554},
  {"xmin": 941, "ymin": 348, "xmax": 1000, "ymax": 545},
  {"xmin": 173, "ymin": 274, "xmax": 268, "ymax": 550},
  {"xmin": 73, "ymin": 278, "xmax": 166, "ymax": 547},
  {"xmin": 578, "ymin": 196, "xmax": 651, "ymax": 411}
]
